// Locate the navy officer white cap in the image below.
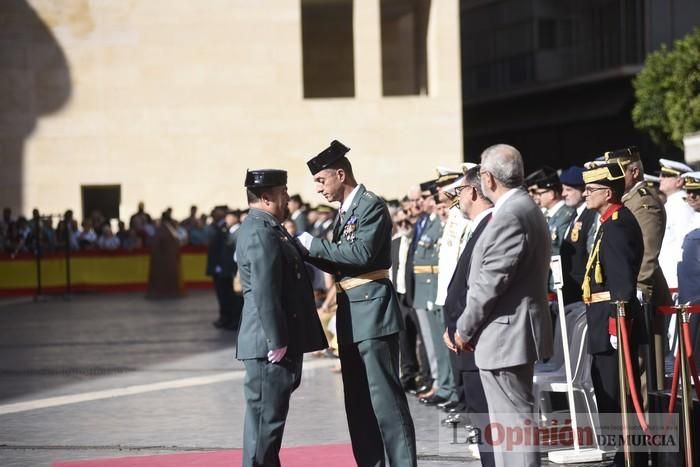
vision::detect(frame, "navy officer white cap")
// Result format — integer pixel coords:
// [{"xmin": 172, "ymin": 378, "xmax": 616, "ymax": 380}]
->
[{"xmin": 659, "ymin": 158, "xmax": 693, "ymax": 176}]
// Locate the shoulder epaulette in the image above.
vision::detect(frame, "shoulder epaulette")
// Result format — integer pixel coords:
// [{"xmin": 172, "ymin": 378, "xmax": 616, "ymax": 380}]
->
[{"xmin": 363, "ymin": 191, "xmax": 376, "ymax": 199}]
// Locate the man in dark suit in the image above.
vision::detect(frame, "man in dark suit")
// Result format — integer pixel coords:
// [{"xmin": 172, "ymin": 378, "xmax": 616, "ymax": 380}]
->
[
  {"xmin": 559, "ymin": 166, "xmax": 598, "ymax": 306},
  {"xmin": 455, "ymin": 144, "xmax": 553, "ymax": 467},
  {"xmin": 442, "ymin": 165, "xmax": 494, "ymax": 467},
  {"xmin": 206, "ymin": 205, "xmax": 238, "ymax": 330},
  {"xmin": 298, "ymin": 140, "xmax": 417, "ymax": 467},
  {"xmin": 236, "ymin": 169, "xmax": 327, "ymax": 467},
  {"xmin": 581, "ymin": 160, "xmax": 645, "ymax": 467}
]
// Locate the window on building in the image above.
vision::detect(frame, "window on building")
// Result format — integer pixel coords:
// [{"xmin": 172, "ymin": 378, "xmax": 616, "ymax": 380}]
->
[
  {"xmin": 301, "ymin": 0, "xmax": 355, "ymax": 98},
  {"xmin": 380, "ymin": 0, "xmax": 430, "ymax": 96},
  {"xmin": 81, "ymin": 185, "xmax": 121, "ymax": 221},
  {"xmin": 538, "ymin": 18, "xmax": 557, "ymax": 50}
]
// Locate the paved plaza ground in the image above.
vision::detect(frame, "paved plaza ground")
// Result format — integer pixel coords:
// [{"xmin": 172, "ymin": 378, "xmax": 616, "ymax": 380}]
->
[{"xmin": 0, "ymin": 292, "xmax": 606, "ymax": 466}]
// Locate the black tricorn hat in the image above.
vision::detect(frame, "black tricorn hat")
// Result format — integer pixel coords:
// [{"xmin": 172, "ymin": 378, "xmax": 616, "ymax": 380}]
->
[
  {"xmin": 419, "ymin": 179, "xmax": 438, "ymax": 194},
  {"xmin": 526, "ymin": 166, "xmax": 560, "ymax": 189},
  {"xmin": 307, "ymin": 140, "xmax": 350, "ymax": 175},
  {"xmin": 244, "ymin": 169, "xmax": 287, "ymax": 188}
]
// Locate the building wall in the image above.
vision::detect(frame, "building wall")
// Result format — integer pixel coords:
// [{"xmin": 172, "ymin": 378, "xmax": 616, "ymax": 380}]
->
[
  {"xmin": 2, "ymin": 0, "xmax": 462, "ymax": 220},
  {"xmin": 460, "ymin": 0, "xmax": 700, "ymax": 167}
]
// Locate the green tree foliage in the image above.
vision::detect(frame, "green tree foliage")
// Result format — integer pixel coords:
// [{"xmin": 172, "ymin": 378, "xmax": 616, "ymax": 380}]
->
[{"xmin": 633, "ymin": 28, "xmax": 700, "ymax": 149}]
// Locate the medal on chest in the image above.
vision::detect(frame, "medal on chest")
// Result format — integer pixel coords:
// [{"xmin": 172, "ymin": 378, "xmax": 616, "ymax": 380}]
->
[
  {"xmin": 570, "ymin": 221, "xmax": 582, "ymax": 242},
  {"xmin": 343, "ymin": 215, "xmax": 358, "ymax": 243}
]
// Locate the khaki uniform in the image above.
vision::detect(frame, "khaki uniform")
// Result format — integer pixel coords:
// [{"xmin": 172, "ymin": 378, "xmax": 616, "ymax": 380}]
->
[
  {"xmin": 622, "ymin": 181, "xmax": 671, "ymax": 405},
  {"xmin": 622, "ymin": 181, "xmax": 671, "ymax": 304}
]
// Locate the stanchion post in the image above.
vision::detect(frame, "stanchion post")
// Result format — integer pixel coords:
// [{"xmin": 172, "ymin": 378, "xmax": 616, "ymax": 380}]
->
[
  {"xmin": 614, "ymin": 300, "xmax": 633, "ymax": 467},
  {"xmin": 676, "ymin": 304, "xmax": 694, "ymax": 467},
  {"xmin": 33, "ymin": 210, "xmax": 42, "ymax": 301},
  {"xmin": 64, "ymin": 218, "xmax": 71, "ymax": 299},
  {"xmin": 652, "ymin": 303, "xmax": 665, "ymax": 393}
]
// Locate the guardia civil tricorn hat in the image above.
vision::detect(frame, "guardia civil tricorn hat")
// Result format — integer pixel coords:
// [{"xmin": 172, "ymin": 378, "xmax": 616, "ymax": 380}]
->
[
  {"xmin": 525, "ymin": 166, "xmax": 559, "ymax": 189},
  {"xmin": 307, "ymin": 140, "xmax": 350, "ymax": 175},
  {"xmin": 244, "ymin": 169, "xmax": 287, "ymax": 188}
]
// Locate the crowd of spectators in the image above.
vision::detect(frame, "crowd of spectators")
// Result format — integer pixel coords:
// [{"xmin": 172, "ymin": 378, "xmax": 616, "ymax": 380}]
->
[
  {"xmin": 0, "ymin": 203, "xmax": 210, "ymax": 257},
  {"xmin": 0, "ymin": 200, "xmax": 349, "ymax": 258}
]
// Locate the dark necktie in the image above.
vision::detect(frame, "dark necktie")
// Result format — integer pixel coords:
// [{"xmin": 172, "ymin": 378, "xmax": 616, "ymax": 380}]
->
[
  {"xmin": 333, "ymin": 211, "xmax": 345, "ymax": 240},
  {"xmin": 565, "ymin": 210, "xmax": 580, "ymax": 240}
]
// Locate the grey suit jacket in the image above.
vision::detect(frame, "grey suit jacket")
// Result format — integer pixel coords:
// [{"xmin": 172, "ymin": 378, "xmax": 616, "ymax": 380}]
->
[{"xmin": 456, "ymin": 189, "xmax": 553, "ymax": 370}]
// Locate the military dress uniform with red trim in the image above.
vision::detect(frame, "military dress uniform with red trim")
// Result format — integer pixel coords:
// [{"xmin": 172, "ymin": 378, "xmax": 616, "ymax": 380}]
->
[{"xmin": 584, "ymin": 203, "xmax": 643, "ymax": 408}]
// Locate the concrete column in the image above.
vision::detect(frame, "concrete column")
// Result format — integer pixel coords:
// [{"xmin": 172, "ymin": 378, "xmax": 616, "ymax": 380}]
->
[
  {"xmin": 429, "ymin": 0, "xmax": 461, "ymax": 99},
  {"xmin": 354, "ymin": 0, "xmax": 381, "ymax": 99}
]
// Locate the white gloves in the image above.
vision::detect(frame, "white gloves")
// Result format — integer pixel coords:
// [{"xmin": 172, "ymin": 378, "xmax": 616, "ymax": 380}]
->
[
  {"xmin": 297, "ymin": 232, "xmax": 314, "ymax": 251},
  {"xmin": 610, "ymin": 335, "xmax": 618, "ymax": 350},
  {"xmin": 267, "ymin": 346, "xmax": 288, "ymax": 363}
]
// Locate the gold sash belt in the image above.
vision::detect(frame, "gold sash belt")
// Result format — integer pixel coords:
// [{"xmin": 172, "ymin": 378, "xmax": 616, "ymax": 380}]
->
[
  {"xmin": 335, "ymin": 269, "xmax": 390, "ymax": 293},
  {"xmin": 413, "ymin": 265, "xmax": 439, "ymax": 274},
  {"xmin": 584, "ymin": 291, "xmax": 611, "ymax": 304}
]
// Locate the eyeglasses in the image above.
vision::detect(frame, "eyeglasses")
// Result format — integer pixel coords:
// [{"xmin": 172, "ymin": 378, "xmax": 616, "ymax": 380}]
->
[
  {"xmin": 584, "ymin": 186, "xmax": 609, "ymax": 194},
  {"xmin": 454, "ymin": 185, "xmax": 472, "ymax": 196}
]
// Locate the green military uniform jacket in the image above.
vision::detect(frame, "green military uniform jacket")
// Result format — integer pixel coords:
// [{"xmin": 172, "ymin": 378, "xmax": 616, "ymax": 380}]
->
[
  {"xmin": 412, "ymin": 214, "xmax": 443, "ymax": 310},
  {"xmin": 236, "ymin": 208, "xmax": 327, "ymax": 359},
  {"xmin": 308, "ymin": 184, "xmax": 404, "ymax": 344},
  {"xmin": 622, "ymin": 182, "xmax": 671, "ymax": 304},
  {"xmin": 547, "ymin": 201, "xmax": 575, "ymax": 256}
]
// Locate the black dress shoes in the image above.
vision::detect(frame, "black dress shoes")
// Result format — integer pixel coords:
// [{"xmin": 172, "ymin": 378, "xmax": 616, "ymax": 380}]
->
[
  {"xmin": 212, "ymin": 319, "xmax": 237, "ymax": 331},
  {"xmin": 438, "ymin": 400, "xmax": 460, "ymax": 411},
  {"xmin": 419, "ymin": 394, "xmax": 447, "ymax": 406},
  {"xmin": 408, "ymin": 384, "xmax": 431, "ymax": 396},
  {"xmin": 401, "ymin": 380, "xmax": 418, "ymax": 392},
  {"xmin": 442, "ymin": 413, "xmax": 463, "ymax": 425}
]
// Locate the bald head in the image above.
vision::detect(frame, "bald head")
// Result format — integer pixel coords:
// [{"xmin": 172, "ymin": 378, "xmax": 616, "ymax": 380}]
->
[{"xmin": 480, "ymin": 144, "xmax": 524, "ymax": 189}]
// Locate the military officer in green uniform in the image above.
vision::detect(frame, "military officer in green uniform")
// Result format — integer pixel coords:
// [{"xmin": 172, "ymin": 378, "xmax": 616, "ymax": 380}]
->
[
  {"xmin": 297, "ymin": 140, "xmax": 417, "ymax": 467},
  {"xmin": 412, "ymin": 179, "xmax": 458, "ymax": 406},
  {"xmin": 530, "ymin": 167, "xmax": 576, "ymax": 256},
  {"xmin": 236, "ymin": 169, "xmax": 327, "ymax": 467}
]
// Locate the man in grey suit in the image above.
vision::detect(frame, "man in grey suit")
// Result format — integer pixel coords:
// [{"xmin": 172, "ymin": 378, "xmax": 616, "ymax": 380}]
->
[
  {"xmin": 236, "ymin": 169, "xmax": 327, "ymax": 467},
  {"xmin": 455, "ymin": 144, "xmax": 553, "ymax": 467}
]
